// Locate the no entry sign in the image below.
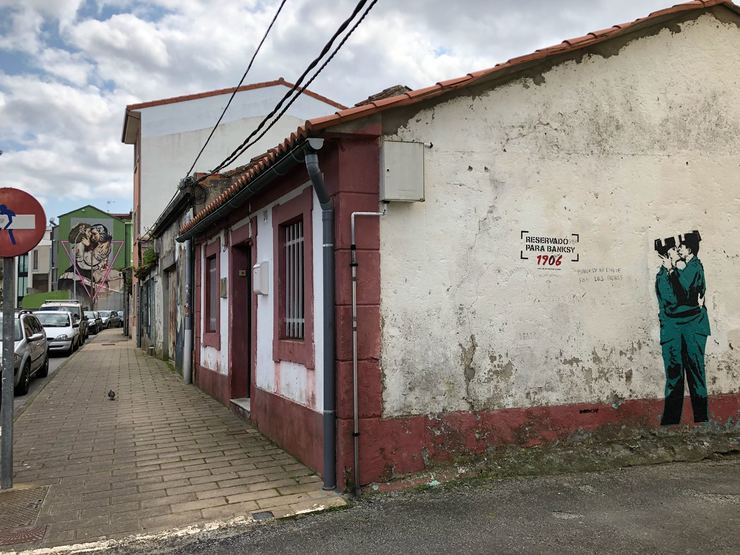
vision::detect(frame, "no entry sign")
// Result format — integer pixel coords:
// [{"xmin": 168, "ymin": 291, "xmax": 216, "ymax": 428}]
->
[{"xmin": 0, "ymin": 188, "xmax": 47, "ymax": 257}]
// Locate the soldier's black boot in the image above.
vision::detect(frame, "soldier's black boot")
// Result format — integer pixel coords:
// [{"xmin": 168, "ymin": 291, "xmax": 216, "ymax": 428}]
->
[{"xmin": 691, "ymin": 395, "xmax": 708, "ymax": 423}]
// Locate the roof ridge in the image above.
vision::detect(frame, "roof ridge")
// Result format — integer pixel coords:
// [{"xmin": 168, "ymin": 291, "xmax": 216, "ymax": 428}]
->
[{"xmin": 126, "ymin": 78, "xmax": 346, "ymax": 111}]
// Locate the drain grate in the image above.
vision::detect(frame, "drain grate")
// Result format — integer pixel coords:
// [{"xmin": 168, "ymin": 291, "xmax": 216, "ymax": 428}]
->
[
  {"xmin": 0, "ymin": 486, "xmax": 48, "ymax": 528},
  {"xmin": 0, "ymin": 526, "xmax": 47, "ymax": 546},
  {"xmin": 102, "ymin": 343, "xmax": 116, "ymax": 346},
  {"xmin": 0, "ymin": 486, "xmax": 49, "ymax": 546}
]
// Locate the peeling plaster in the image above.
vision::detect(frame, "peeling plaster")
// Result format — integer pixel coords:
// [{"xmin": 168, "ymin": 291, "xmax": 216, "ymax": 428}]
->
[{"xmin": 379, "ymin": 14, "xmax": 740, "ymax": 417}]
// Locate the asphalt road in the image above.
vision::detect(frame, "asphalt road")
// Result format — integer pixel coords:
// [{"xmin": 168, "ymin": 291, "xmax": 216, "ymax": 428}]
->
[{"xmin": 136, "ymin": 458, "xmax": 739, "ymax": 555}]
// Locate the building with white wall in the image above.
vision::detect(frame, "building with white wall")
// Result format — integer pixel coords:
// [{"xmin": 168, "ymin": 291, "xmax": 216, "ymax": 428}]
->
[
  {"xmin": 176, "ymin": 1, "xmax": 740, "ymax": 491},
  {"xmin": 121, "ymin": 79, "xmax": 346, "ymax": 346}
]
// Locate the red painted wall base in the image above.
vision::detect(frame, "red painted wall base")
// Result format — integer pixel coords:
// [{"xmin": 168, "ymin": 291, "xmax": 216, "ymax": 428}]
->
[
  {"xmin": 195, "ymin": 364, "xmax": 230, "ymax": 406},
  {"xmin": 335, "ymin": 393, "xmax": 740, "ymax": 487},
  {"xmin": 251, "ymin": 387, "xmax": 324, "ymax": 477}
]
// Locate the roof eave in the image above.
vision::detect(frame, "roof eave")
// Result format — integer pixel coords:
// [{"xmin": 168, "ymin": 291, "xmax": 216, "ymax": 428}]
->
[
  {"xmin": 149, "ymin": 190, "xmax": 192, "ymax": 239},
  {"xmin": 177, "ymin": 140, "xmax": 310, "ymax": 242},
  {"xmin": 121, "ymin": 109, "xmax": 140, "ymax": 144}
]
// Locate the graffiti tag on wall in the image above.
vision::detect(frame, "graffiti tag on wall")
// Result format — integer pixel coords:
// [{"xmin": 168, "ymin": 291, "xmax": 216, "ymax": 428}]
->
[
  {"xmin": 654, "ymin": 230, "xmax": 710, "ymax": 425},
  {"xmin": 520, "ymin": 231, "xmax": 580, "ymax": 269}
]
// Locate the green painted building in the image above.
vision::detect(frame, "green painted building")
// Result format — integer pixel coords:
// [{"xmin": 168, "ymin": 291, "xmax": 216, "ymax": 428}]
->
[{"xmin": 53, "ymin": 205, "xmax": 133, "ymax": 310}]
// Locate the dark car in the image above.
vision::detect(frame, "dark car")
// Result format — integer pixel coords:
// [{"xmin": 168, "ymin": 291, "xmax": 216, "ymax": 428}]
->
[
  {"xmin": 108, "ymin": 310, "xmax": 123, "ymax": 328},
  {"xmin": 84, "ymin": 311, "xmax": 103, "ymax": 334}
]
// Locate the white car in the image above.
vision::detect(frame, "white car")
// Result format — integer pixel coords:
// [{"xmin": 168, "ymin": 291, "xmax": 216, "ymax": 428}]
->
[
  {"xmin": 34, "ymin": 310, "xmax": 80, "ymax": 356},
  {"xmin": 38, "ymin": 300, "xmax": 88, "ymax": 341}
]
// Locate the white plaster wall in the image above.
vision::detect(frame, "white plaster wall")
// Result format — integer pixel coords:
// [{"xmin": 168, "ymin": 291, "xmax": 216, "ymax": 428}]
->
[
  {"xmin": 138, "ymin": 88, "xmax": 339, "ymax": 235},
  {"xmin": 254, "ymin": 184, "xmax": 323, "ymax": 411},
  {"xmin": 379, "ymin": 14, "xmax": 740, "ymax": 416}
]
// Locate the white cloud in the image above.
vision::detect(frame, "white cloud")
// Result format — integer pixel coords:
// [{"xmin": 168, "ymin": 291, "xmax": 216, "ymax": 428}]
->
[
  {"xmin": 0, "ymin": 0, "xmax": 681, "ymax": 217},
  {"xmin": 0, "ymin": 5, "xmax": 44, "ymax": 54},
  {"xmin": 36, "ymin": 48, "xmax": 93, "ymax": 86}
]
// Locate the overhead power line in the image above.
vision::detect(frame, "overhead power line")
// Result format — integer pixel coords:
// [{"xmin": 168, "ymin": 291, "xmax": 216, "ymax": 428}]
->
[
  {"xmin": 213, "ymin": 0, "xmax": 379, "ymax": 173},
  {"xmin": 185, "ymin": 0, "xmax": 288, "ymax": 179},
  {"xmin": 197, "ymin": 0, "xmax": 378, "ymax": 183}
]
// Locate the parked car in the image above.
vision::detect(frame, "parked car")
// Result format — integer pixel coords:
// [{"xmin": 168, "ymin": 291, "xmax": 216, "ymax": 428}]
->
[
  {"xmin": 38, "ymin": 300, "xmax": 88, "ymax": 342},
  {"xmin": 0, "ymin": 311, "xmax": 49, "ymax": 395},
  {"xmin": 34, "ymin": 310, "xmax": 80, "ymax": 356},
  {"xmin": 98, "ymin": 310, "xmax": 111, "ymax": 329},
  {"xmin": 84, "ymin": 311, "xmax": 103, "ymax": 334},
  {"xmin": 108, "ymin": 310, "xmax": 122, "ymax": 328}
]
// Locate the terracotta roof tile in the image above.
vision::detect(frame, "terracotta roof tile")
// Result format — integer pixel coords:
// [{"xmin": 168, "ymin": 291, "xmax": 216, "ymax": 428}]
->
[
  {"xmin": 334, "ymin": 104, "xmax": 377, "ymax": 118},
  {"xmin": 180, "ymin": 0, "xmax": 738, "ymax": 237},
  {"xmin": 436, "ymin": 75, "xmax": 473, "ymax": 87},
  {"xmin": 405, "ymin": 85, "xmax": 443, "ymax": 98},
  {"xmin": 371, "ymin": 96, "xmax": 406, "ymax": 108},
  {"xmin": 562, "ymin": 35, "xmax": 594, "ymax": 47}
]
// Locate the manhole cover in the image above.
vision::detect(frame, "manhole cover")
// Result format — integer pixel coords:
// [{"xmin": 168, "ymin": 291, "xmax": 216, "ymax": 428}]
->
[{"xmin": 0, "ymin": 486, "xmax": 49, "ymax": 546}]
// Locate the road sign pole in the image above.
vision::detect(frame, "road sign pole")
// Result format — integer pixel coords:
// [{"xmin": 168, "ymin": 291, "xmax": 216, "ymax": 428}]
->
[
  {"xmin": 0, "ymin": 186, "xmax": 47, "ymax": 490},
  {"xmin": 1, "ymin": 256, "xmax": 16, "ymax": 489}
]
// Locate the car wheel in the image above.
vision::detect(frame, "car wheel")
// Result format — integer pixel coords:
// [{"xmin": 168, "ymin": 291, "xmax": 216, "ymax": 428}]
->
[
  {"xmin": 37, "ymin": 354, "xmax": 49, "ymax": 378},
  {"xmin": 15, "ymin": 362, "xmax": 31, "ymax": 396}
]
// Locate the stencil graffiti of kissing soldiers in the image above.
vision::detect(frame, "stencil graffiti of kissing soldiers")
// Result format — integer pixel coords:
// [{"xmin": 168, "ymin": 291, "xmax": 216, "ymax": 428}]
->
[{"xmin": 654, "ymin": 230, "xmax": 710, "ymax": 425}]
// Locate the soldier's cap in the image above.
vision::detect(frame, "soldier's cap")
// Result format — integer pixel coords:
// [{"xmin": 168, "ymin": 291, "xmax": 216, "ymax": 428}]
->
[{"xmin": 654, "ymin": 236, "xmax": 677, "ymax": 255}]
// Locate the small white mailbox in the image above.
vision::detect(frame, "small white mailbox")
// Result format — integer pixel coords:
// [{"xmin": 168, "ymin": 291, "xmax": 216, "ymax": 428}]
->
[{"xmin": 252, "ymin": 261, "xmax": 269, "ymax": 295}]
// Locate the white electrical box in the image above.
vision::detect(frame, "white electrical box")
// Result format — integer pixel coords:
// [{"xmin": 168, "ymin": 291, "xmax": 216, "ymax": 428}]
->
[
  {"xmin": 380, "ymin": 140, "xmax": 425, "ymax": 202},
  {"xmin": 252, "ymin": 261, "xmax": 269, "ymax": 295}
]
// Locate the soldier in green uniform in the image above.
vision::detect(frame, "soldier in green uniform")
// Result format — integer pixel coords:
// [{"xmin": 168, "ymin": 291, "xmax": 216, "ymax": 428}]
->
[{"xmin": 654, "ymin": 231, "xmax": 710, "ymax": 425}]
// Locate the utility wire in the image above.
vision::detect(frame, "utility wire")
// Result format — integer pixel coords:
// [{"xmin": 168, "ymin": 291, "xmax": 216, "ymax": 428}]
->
[
  {"xmin": 214, "ymin": 0, "xmax": 378, "ymax": 172},
  {"xmin": 198, "ymin": 0, "xmax": 374, "ymax": 182},
  {"xmin": 185, "ymin": 0, "xmax": 288, "ymax": 179}
]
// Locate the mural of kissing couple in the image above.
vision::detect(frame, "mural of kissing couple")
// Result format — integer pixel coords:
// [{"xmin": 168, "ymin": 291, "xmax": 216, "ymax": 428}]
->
[
  {"xmin": 59, "ymin": 220, "xmax": 124, "ymax": 306},
  {"xmin": 654, "ymin": 230, "xmax": 710, "ymax": 425}
]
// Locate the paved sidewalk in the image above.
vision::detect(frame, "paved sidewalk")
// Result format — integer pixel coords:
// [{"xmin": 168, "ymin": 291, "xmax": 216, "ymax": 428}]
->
[{"xmin": 6, "ymin": 330, "xmax": 344, "ymax": 549}]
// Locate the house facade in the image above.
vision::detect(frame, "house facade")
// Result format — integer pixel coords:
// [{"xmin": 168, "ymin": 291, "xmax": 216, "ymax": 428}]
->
[
  {"xmin": 176, "ymin": 1, "xmax": 740, "ymax": 490},
  {"xmin": 122, "ymin": 79, "xmax": 346, "ymax": 353}
]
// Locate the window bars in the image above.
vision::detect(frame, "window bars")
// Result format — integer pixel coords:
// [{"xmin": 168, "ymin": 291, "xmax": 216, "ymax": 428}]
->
[{"xmin": 283, "ymin": 220, "xmax": 304, "ymax": 339}]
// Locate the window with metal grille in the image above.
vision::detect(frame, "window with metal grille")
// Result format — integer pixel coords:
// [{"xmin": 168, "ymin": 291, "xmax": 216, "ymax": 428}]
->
[{"xmin": 282, "ymin": 219, "xmax": 304, "ymax": 339}]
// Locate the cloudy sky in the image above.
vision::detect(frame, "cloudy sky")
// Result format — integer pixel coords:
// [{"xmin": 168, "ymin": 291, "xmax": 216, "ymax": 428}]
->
[{"xmin": 0, "ymin": 0, "xmax": 672, "ymax": 222}]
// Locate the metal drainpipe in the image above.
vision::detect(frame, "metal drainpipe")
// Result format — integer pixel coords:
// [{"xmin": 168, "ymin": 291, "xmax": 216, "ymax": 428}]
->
[
  {"xmin": 182, "ymin": 238, "xmax": 193, "ymax": 384},
  {"xmin": 304, "ymin": 138, "xmax": 338, "ymax": 491},
  {"xmin": 350, "ymin": 208, "xmax": 387, "ymax": 496}
]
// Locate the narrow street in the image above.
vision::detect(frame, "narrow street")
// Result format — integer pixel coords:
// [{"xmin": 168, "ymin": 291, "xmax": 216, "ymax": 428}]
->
[
  {"xmin": 3, "ymin": 329, "xmax": 343, "ymax": 550},
  {"xmin": 141, "ymin": 458, "xmax": 739, "ymax": 555}
]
